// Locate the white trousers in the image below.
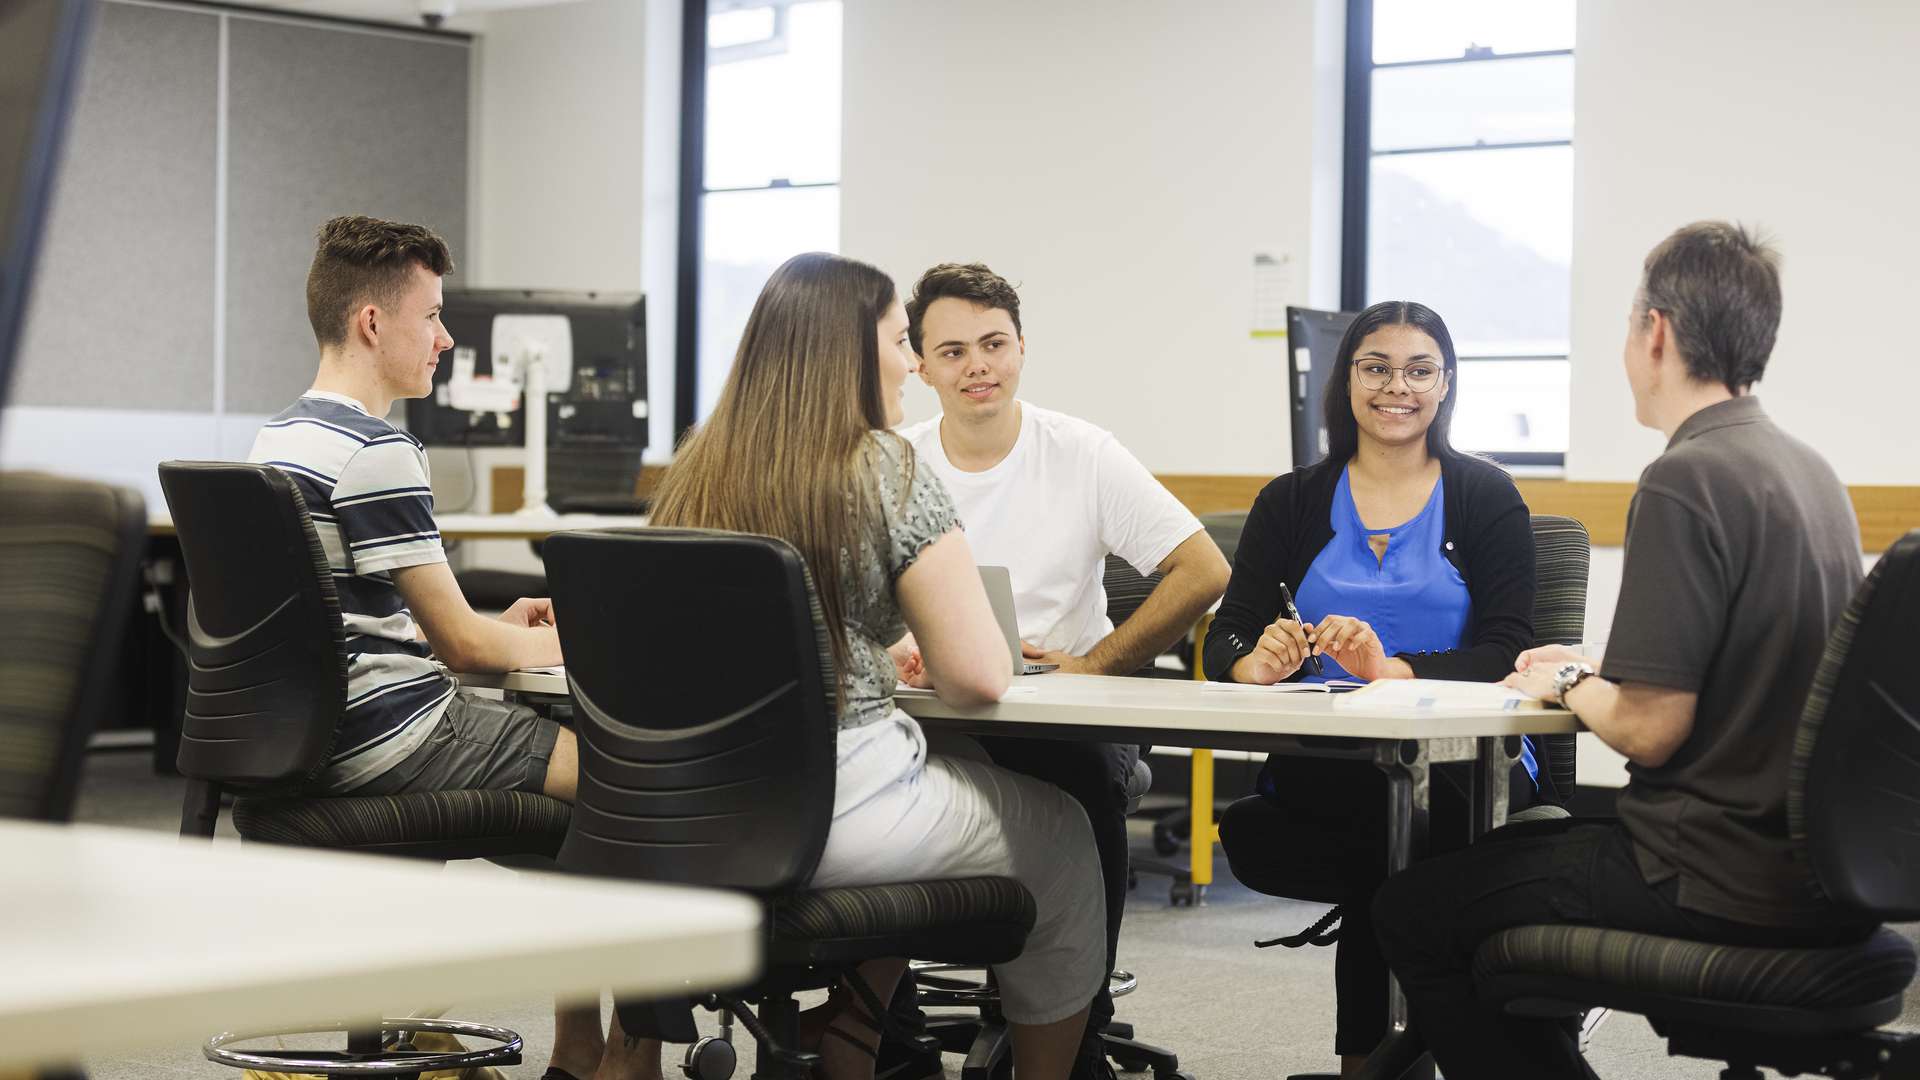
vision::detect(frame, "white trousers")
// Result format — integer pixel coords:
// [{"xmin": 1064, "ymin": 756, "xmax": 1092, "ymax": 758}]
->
[{"xmin": 812, "ymin": 712, "xmax": 1107, "ymax": 1025}]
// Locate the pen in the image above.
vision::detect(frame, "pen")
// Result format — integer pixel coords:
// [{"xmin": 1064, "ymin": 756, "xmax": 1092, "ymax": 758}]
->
[{"xmin": 1277, "ymin": 581, "xmax": 1324, "ymax": 677}]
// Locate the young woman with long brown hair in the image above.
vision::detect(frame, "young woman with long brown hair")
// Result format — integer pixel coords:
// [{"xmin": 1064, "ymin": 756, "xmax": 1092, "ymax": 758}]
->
[{"xmin": 649, "ymin": 251, "xmax": 1105, "ymax": 1080}]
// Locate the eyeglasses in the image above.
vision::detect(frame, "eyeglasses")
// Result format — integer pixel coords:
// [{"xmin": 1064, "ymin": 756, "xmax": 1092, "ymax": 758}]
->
[{"xmin": 1354, "ymin": 360, "xmax": 1443, "ymax": 394}]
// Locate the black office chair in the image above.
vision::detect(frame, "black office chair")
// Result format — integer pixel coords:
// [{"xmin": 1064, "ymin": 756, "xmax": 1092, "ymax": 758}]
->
[
  {"xmin": 544, "ymin": 527, "xmax": 1038, "ymax": 1080},
  {"xmin": 158, "ymin": 461, "xmax": 572, "ymax": 1077},
  {"xmin": 1136, "ymin": 512, "xmax": 1250, "ymax": 867},
  {"xmin": 1473, "ymin": 530, "xmax": 1920, "ymax": 1080},
  {"xmin": 1215, "ymin": 513, "xmax": 1590, "ymax": 1079},
  {"xmin": 0, "ymin": 472, "xmax": 146, "ymax": 822}
]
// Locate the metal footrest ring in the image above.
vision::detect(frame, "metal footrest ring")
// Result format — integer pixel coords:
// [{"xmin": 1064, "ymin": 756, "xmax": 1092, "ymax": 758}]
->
[{"xmin": 205, "ymin": 1017, "xmax": 523, "ymax": 1076}]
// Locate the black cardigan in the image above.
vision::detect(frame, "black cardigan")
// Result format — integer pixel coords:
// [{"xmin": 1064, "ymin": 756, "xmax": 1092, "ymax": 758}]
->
[{"xmin": 1202, "ymin": 453, "xmax": 1535, "ymax": 683}]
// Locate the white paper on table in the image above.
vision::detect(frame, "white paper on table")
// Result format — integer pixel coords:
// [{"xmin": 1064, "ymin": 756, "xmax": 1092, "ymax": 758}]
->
[
  {"xmin": 518, "ymin": 665, "xmax": 567, "ymax": 676},
  {"xmin": 1201, "ymin": 680, "xmax": 1366, "ymax": 693},
  {"xmin": 1333, "ymin": 678, "xmax": 1552, "ymax": 711},
  {"xmin": 894, "ymin": 683, "xmax": 1038, "ymax": 697}
]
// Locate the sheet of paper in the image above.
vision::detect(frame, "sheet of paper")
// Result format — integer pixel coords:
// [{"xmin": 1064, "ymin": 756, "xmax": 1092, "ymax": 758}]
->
[
  {"xmin": 518, "ymin": 665, "xmax": 567, "ymax": 676},
  {"xmin": 1334, "ymin": 679, "xmax": 1550, "ymax": 711}
]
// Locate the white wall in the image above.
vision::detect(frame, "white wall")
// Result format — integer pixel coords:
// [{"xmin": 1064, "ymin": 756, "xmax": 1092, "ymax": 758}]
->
[
  {"xmin": 840, "ymin": 0, "xmax": 1344, "ymax": 474},
  {"xmin": 1567, "ymin": 0, "xmax": 1920, "ymax": 485},
  {"xmin": 467, "ymin": 0, "xmax": 679, "ymax": 463}
]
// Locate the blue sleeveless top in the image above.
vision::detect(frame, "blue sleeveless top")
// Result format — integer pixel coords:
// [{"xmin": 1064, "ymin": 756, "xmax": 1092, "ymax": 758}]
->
[{"xmin": 1295, "ymin": 467, "xmax": 1538, "ymax": 786}]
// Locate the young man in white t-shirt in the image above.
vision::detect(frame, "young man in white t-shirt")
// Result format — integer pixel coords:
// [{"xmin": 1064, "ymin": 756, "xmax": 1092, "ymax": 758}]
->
[{"xmin": 894, "ymin": 262, "xmax": 1229, "ymax": 1079}]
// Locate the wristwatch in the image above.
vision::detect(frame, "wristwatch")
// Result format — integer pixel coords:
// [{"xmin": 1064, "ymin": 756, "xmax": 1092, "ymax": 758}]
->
[{"xmin": 1550, "ymin": 661, "xmax": 1596, "ymax": 706}]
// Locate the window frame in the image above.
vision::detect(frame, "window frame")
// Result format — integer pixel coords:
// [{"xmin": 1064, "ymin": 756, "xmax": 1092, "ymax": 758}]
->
[
  {"xmin": 674, "ymin": 0, "xmax": 842, "ymax": 443},
  {"xmin": 1341, "ymin": 0, "xmax": 1575, "ymax": 469}
]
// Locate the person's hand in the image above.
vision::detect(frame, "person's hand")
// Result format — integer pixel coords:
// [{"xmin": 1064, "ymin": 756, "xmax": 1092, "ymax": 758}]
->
[
  {"xmin": 1513, "ymin": 644, "xmax": 1583, "ymax": 673},
  {"xmin": 889, "ymin": 635, "xmax": 933, "ymax": 688},
  {"xmin": 1232, "ymin": 617, "xmax": 1313, "ymax": 684},
  {"xmin": 1021, "ymin": 642, "xmax": 1092, "ymax": 674},
  {"xmin": 499, "ymin": 597, "xmax": 556, "ymax": 629},
  {"xmin": 1308, "ymin": 614, "xmax": 1387, "ymax": 680},
  {"xmin": 1502, "ymin": 664, "xmax": 1562, "ymax": 701}
]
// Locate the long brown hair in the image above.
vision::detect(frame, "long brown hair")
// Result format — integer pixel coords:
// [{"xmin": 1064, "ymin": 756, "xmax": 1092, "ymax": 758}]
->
[{"xmin": 650, "ymin": 251, "xmax": 903, "ymax": 686}]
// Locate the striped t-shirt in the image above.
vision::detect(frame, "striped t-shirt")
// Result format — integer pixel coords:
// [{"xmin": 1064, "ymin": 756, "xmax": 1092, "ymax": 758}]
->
[{"xmin": 249, "ymin": 390, "xmax": 454, "ymax": 792}]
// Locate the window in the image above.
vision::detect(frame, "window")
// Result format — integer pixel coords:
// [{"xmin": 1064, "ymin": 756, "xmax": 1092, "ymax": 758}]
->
[
  {"xmin": 676, "ymin": 0, "xmax": 843, "ymax": 434},
  {"xmin": 1346, "ymin": 0, "xmax": 1576, "ymax": 466}
]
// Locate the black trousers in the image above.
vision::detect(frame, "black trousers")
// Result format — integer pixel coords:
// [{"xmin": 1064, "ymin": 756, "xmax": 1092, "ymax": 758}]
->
[
  {"xmin": 1222, "ymin": 755, "xmax": 1534, "ymax": 1057},
  {"xmin": 977, "ymin": 735, "xmax": 1137, "ymax": 1032},
  {"xmin": 1371, "ymin": 818, "xmax": 1873, "ymax": 1080}
]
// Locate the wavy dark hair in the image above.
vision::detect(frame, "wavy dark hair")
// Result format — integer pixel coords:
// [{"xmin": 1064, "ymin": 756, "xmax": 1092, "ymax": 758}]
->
[{"xmin": 1320, "ymin": 300, "xmax": 1462, "ymax": 463}]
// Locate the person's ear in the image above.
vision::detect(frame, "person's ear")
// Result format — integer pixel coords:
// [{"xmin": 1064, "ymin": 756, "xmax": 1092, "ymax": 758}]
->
[
  {"xmin": 1646, "ymin": 309, "xmax": 1669, "ymax": 368},
  {"xmin": 355, "ymin": 304, "xmax": 380, "ymax": 349}
]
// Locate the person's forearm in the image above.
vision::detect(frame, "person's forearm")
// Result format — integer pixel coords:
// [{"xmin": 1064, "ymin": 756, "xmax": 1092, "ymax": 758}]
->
[
  {"xmin": 1084, "ymin": 566, "xmax": 1219, "ymax": 676},
  {"xmin": 441, "ymin": 618, "xmax": 561, "ymax": 672}
]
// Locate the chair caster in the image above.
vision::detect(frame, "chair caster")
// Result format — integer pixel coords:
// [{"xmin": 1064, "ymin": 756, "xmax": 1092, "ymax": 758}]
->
[
  {"xmin": 684, "ymin": 1034, "xmax": 737, "ymax": 1080},
  {"xmin": 1114, "ymin": 1057, "xmax": 1150, "ymax": 1073},
  {"xmin": 1151, "ymin": 824, "xmax": 1181, "ymax": 856},
  {"xmin": 1168, "ymin": 881, "xmax": 1206, "ymax": 907}
]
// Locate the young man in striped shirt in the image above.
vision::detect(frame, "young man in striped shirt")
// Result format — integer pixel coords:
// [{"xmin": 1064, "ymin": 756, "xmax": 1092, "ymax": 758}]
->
[
  {"xmin": 252, "ymin": 217, "xmax": 637, "ymax": 1080},
  {"xmin": 250, "ymin": 215, "xmax": 576, "ymax": 802}
]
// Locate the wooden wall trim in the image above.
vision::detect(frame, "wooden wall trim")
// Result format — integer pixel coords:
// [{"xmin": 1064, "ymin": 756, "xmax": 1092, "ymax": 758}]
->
[
  {"xmin": 1157, "ymin": 474, "xmax": 1917, "ymax": 553},
  {"xmin": 488, "ymin": 464, "xmax": 668, "ymax": 517},
  {"xmin": 485, "ymin": 465, "xmax": 1918, "ymax": 554}
]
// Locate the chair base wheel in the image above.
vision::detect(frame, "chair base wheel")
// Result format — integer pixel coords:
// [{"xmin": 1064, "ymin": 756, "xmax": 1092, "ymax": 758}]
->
[
  {"xmin": 205, "ymin": 1017, "xmax": 522, "ymax": 1076},
  {"xmin": 684, "ymin": 1034, "xmax": 738, "ymax": 1080},
  {"xmin": 1168, "ymin": 882, "xmax": 1206, "ymax": 907}
]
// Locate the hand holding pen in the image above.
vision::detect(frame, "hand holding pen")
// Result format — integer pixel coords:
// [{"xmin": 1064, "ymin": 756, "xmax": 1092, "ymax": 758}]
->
[{"xmin": 1277, "ymin": 581, "xmax": 1325, "ymax": 677}]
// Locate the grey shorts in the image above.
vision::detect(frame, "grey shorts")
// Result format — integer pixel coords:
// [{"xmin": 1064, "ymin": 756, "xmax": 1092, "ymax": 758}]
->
[{"xmin": 351, "ymin": 690, "xmax": 561, "ymax": 797}]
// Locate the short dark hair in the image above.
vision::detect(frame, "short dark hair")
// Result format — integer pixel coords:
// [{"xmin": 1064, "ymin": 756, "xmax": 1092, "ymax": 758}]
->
[
  {"xmin": 1321, "ymin": 300, "xmax": 1462, "ymax": 463},
  {"xmin": 904, "ymin": 262, "xmax": 1022, "ymax": 356},
  {"xmin": 306, "ymin": 215, "xmax": 454, "ymax": 348},
  {"xmin": 1636, "ymin": 221, "xmax": 1782, "ymax": 392}
]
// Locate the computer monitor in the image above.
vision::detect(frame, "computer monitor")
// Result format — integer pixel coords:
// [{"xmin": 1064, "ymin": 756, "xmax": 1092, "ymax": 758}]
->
[
  {"xmin": 405, "ymin": 289, "xmax": 647, "ymax": 511},
  {"xmin": 1286, "ymin": 306, "xmax": 1359, "ymax": 468},
  {"xmin": 0, "ymin": 0, "xmax": 93, "ymax": 422}
]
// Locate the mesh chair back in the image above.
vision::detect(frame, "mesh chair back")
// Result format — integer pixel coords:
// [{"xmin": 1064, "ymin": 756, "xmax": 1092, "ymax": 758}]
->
[
  {"xmin": 1789, "ymin": 531, "xmax": 1920, "ymax": 920},
  {"xmin": 1530, "ymin": 514, "xmax": 1590, "ymax": 802},
  {"xmin": 547, "ymin": 528, "xmax": 837, "ymax": 893},
  {"xmin": 1200, "ymin": 510, "xmax": 1248, "ymax": 567},
  {"xmin": 0, "ymin": 473, "xmax": 146, "ymax": 821},
  {"xmin": 158, "ymin": 462, "xmax": 344, "ymax": 787},
  {"xmin": 1102, "ymin": 554, "xmax": 1162, "ymax": 630}
]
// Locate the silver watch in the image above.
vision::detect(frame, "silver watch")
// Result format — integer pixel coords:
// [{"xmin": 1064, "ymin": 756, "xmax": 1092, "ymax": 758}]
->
[{"xmin": 1550, "ymin": 661, "xmax": 1596, "ymax": 706}]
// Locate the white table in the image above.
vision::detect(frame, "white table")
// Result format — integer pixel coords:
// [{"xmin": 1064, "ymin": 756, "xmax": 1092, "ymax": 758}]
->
[
  {"xmin": 149, "ymin": 510, "xmax": 649, "ymax": 540},
  {"xmin": 0, "ymin": 820, "xmax": 759, "ymax": 1072},
  {"xmin": 461, "ymin": 668, "xmax": 1579, "ymax": 1058}
]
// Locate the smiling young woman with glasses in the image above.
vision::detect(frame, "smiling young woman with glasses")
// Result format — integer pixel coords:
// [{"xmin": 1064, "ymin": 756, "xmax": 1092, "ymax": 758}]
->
[{"xmin": 1199, "ymin": 299, "xmax": 1546, "ymax": 1078}]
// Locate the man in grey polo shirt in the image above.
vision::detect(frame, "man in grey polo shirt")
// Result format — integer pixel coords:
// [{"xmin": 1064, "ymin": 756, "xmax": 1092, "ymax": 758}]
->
[{"xmin": 1369, "ymin": 222, "xmax": 1871, "ymax": 1079}]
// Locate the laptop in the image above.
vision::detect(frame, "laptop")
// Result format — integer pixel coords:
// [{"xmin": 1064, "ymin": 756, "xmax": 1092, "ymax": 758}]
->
[{"xmin": 979, "ymin": 566, "xmax": 1058, "ymax": 675}]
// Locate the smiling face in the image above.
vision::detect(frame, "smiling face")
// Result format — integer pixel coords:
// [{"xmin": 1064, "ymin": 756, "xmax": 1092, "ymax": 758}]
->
[
  {"xmin": 371, "ymin": 261, "xmax": 453, "ymax": 401},
  {"xmin": 915, "ymin": 297, "xmax": 1025, "ymax": 423},
  {"xmin": 876, "ymin": 296, "xmax": 914, "ymax": 427},
  {"xmin": 1347, "ymin": 324, "xmax": 1449, "ymax": 450}
]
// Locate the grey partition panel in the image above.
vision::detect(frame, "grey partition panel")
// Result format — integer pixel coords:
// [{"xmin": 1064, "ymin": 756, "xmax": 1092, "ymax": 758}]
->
[
  {"xmin": 225, "ymin": 20, "xmax": 469, "ymax": 415},
  {"xmin": 12, "ymin": 3, "xmax": 218, "ymax": 411}
]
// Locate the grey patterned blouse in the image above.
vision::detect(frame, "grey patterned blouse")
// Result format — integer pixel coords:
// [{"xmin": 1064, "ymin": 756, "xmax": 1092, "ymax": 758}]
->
[{"xmin": 835, "ymin": 433, "xmax": 961, "ymax": 730}]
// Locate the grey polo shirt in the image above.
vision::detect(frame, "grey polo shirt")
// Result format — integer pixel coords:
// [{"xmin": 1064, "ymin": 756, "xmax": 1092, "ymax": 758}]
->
[{"xmin": 1605, "ymin": 395, "xmax": 1862, "ymax": 927}]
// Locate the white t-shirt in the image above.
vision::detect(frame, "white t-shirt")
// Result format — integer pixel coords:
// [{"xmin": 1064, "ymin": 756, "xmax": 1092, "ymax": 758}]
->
[{"xmin": 899, "ymin": 402, "xmax": 1203, "ymax": 656}]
